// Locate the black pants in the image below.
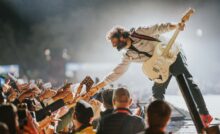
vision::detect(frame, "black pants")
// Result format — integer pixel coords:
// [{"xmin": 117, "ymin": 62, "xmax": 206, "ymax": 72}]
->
[{"xmin": 152, "ymin": 53, "xmax": 209, "ymax": 114}]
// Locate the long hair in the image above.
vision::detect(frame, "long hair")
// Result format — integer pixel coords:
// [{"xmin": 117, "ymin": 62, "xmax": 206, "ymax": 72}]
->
[
  {"xmin": 0, "ymin": 104, "xmax": 18, "ymax": 134},
  {"xmin": 106, "ymin": 26, "xmax": 127, "ymax": 41},
  {"xmin": 0, "ymin": 122, "xmax": 9, "ymax": 134}
]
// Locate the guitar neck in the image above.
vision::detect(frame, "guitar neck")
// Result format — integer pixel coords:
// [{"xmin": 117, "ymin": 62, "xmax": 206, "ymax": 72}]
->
[
  {"xmin": 161, "ymin": 8, "xmax": 195, "ymax": 57},
  {"xmin": 162, "ymin": 28, "xmax": 180, "ymax": 57}
]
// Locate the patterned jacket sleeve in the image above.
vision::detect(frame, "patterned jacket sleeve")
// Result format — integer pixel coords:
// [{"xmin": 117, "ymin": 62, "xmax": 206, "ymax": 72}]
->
[
  {"xmin": 103, "ymin": 56, "xmax": 131, "ymax": 84},
  {"xmin": 135, "ymin": 23, "xmax": 174, "ymax": 36}
]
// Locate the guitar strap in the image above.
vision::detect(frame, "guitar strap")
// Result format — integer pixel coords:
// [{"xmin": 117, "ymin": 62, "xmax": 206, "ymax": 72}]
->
[
  {"xmin": 129, "ymin": 45, "xmax": 153, "ymax": 58},
  {"xmin": 129, "ymin": 31, "xmax": 161, "ymax": 58},
  {"xmin": 131, "ymin": 31, "xmax": 161, "ymax": 42}
]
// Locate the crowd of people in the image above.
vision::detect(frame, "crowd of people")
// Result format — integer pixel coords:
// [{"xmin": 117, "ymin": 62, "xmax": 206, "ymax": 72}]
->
[{"xmin": 0, "ymin": 74, "xmax": 173, "ymax": 134}]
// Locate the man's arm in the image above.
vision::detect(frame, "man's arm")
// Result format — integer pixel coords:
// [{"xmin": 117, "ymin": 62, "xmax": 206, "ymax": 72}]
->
[
  {"xmin": 92, "ymin": 57, "xmax": 131, "ymax": 90},
  {"xmin": 135, "ymin": 23, "xmax": 177, "ymax": 36}
]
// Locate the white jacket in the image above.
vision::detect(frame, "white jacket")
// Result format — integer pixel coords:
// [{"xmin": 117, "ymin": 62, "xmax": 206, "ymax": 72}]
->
[{"xmin": 104, "ymin": 23, "xmax": 180, "ymax": 84}]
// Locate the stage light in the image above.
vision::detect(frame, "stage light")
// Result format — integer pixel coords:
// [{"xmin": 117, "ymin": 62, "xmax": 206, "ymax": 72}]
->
[{"xmin": 196, "ymin": 29, "xmax": 203, "ymax": 37}]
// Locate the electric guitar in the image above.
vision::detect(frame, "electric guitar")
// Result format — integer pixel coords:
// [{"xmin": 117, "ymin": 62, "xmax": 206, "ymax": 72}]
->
[{"xmin": 142, "ymin": 8, "xmax": 195, "ymax": 83}]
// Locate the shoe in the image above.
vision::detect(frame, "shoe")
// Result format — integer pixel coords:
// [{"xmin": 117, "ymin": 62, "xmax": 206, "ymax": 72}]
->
[{"xmin": 200, "ymin": 114, "xmax": 213, "ymax": 128}]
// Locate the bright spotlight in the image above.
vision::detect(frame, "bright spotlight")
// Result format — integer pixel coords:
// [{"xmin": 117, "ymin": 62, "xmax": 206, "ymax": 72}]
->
[{"xmin": 196, "ymin": 29, "xmax": 203, "ymax": 37}]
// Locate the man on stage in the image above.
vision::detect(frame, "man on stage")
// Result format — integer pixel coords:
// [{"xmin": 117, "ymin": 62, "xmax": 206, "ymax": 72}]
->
[{"xmin": 91, "ymin": 22, "xmax": 212, "ymax": 127}]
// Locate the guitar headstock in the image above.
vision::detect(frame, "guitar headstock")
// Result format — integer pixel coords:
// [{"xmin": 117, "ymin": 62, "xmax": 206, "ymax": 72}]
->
[
  {"xmin": 80, "ymin": 76, "xmax": 94, "ymax": 92},
  {"xmin": 181, "ymin": 8, "xmax": 195, "ymax": 23}
]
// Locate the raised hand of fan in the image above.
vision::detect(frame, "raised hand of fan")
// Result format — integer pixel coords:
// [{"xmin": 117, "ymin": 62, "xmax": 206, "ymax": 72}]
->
[{"xmin": 67, "ymin": 76, "xmax": 95, "ymax": 108}]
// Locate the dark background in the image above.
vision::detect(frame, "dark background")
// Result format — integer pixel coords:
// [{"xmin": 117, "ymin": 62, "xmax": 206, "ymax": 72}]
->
[{"xmin": 0, "ymin": 0, "xmax": 219, "ymax": 93}]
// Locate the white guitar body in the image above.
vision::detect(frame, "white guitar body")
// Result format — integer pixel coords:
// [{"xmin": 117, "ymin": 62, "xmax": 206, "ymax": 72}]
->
[
  {"xmin": 142, "ymin": 8, "xmax": 194, "ymax": 84},
  {"xmin": 142, "ymin": 44, "xmax": 179, "ymax": 83}
]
